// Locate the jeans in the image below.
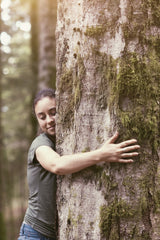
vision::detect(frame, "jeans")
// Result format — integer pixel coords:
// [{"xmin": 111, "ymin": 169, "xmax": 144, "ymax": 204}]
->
[{"xmin": 18, "ymin": 222, "xmax": 56, "ymax": 240}]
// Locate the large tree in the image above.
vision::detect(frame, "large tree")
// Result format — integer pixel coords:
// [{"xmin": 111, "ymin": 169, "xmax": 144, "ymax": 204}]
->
[{"xmin": 56, "ymin": 0, "xmax": 160, "ymax": 239}]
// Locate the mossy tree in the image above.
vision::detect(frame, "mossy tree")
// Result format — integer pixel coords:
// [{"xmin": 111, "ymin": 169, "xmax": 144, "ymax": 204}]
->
[{"xmin": 56, "ymin": 0, "xmax": 160, "ymax": 239}]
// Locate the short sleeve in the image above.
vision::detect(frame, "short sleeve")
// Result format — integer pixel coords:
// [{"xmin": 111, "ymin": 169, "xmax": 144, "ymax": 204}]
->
[{"xmin": 27, "ymin": 133, "xmax": 55, "ymax": 164}]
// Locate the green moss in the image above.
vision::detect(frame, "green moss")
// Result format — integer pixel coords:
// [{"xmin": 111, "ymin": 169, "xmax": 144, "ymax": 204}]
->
[
  {"xmin": 93, "ymin": 7, "xmax": 160, "ymax": 236},
  {"xmin": 58, "ymin": 1, "xmax": 160, "ymax": 237},
  {"xmin": 58, "ymin": 55, "xmax": 85, "ymax": 130},
  {"xmin": 96, "ymin": 136, "xmax": 104, "ymax": 144},
  {"xmin": 92, "ymin": 51, "xmax": 117, "ymax": 110},
  {"xmin": 58, "ymin": 68, "xmax": 74, "ymax": 129},
  {"xmin": 108, "ymin": 52, "xmax": 160, "ymax": 150},
  {"xmin": 92, "ymin": 49, "xmax": 159, "ymax": 151},
  {"xmin": 84, "ymin": 1, "xmax": 120, "ymax": 38},
  {"xmin": 81, "ymin": 147, "xmax": 90, "ymax": 153},
  {"xmin": 73, "ymin": 55, "xmax": 85, "ymax": 106},
  {"xmin": 67, "ymin": 209, "xmax": 83, "ymax": 228},
  {"xmin": 100, "ymin": 195, "xmax": 152, "ymax": 239},
  {"xmin": 84, "ymin": 25, "xmax": 106, "ymax": 38},
  {"xmin": 59, "ymin": 68, "xmax": 73, "ymax": 94},
  {"xmin": 138, "ymin": 156, "xmax": 160, "ymax": 214},
  {"xmin": 141, "ymin": 0, "xmax": 160, "ymax": 26},
  {"xmin": 100, "ymin": 171, "xmax": 118, "ymax": 193},
  {"xmin": 100, "ymin": 198, "xmax": 138, "ymax": 239},
  {"xmin": 122, "ymin": 176, "xmax": 136, "ymax": 195},
  {"xmin": 84, "ymin": 16, "xmax": 119, "ymax": 39},
  {"xmin": 153, "ymin": 190, "xmax": 160, "ymax": 212},
  {"xmin": 140, "ymin": 196, "xmax": 148, "ymax": 213},
  {"xmin": 121, "ymin": 0, "xmax": 160, "ymax": 45}
]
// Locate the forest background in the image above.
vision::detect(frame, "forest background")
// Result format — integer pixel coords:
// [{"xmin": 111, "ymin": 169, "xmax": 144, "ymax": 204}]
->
[{"xmin": 0, "ymin": 0, "xmax": 57, "ymax": 239}]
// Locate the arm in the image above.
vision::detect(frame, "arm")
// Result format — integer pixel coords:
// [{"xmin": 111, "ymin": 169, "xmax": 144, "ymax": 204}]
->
[{"xmin": 36, "ymin": 132, "xmax": 140, "ymax": 175}]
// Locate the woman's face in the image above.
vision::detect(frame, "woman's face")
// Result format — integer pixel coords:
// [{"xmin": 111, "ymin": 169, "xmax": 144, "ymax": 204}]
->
[{"xmin": 35, "ymin": 97, "xmax": 56, "ymax": 136}]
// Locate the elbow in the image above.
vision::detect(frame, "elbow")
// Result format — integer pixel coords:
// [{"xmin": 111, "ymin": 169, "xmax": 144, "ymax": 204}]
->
[{"xmin": 51, "ymin": 164, "xmax": 65, "ymax": 175}]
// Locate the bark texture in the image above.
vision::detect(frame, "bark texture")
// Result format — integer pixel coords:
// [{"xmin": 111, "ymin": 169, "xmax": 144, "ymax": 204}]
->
[{"xmin": 56, "ymin": 0, "xmax": 160, "ymax": 239}]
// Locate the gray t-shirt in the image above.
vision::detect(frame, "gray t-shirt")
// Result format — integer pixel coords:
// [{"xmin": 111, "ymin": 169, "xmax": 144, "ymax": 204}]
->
[{"xmin": 24, "ymin": 133, "xmax": 57, "ymax": 238}]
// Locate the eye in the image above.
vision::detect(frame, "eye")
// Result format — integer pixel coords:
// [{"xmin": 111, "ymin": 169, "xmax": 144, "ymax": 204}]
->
[
  {"xmin": 38, "ymin": 114, "xmax": 46, "ymax": 120},
  {"xmin": 50, "ymin": 110, "xmax": 56, "ymax": 116}
]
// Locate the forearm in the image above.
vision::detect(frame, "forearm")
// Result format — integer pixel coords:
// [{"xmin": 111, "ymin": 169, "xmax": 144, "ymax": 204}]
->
[
  {"xmin": 36, "ymin": 145, "xmax": 102, "ymax": 175},
  {"xmin": 36, "ymin": 135, "xmax": 140, "ymax": 175},
  {"xmin": 53, "ymin": 149, "xmax": 101, "ymax": 175}
]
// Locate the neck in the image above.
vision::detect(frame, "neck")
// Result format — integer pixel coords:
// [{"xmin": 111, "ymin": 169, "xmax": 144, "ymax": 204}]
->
[{"xmin": 46, "ymin": 133, "xmax": 56, "ymax": 143}]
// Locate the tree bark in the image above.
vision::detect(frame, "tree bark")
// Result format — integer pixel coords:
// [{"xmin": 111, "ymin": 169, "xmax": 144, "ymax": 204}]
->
[
  {"xmin": 56, "ymin": 0, "xmax": 160, "ymax": 239},
  {"xmin": 38, "ymin": 0, "xmax": 57, "ymax": 89}
]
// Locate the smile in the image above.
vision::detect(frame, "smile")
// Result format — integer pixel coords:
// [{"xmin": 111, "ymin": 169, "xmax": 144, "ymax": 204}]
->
[{"xmin": 47, "ymin": 126, "xmax": 55, "ymax": 130}]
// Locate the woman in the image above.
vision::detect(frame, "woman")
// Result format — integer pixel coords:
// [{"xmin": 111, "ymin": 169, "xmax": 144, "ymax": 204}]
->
[{"xmin": 18, "ymin": 88, "xmax": 140, "ymax": 240}]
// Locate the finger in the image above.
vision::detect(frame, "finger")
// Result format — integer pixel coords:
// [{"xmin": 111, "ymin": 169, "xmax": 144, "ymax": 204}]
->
[
  {"xmin": 118, "ymin": 139, "xmax": 138, "ymax": 148},
  {"xmin": 118, "ymin": 159, "xmax": 134, "ymax": 163},
  {"xmin": 121, "ymin": 145, "xmax": 140, "ymax": 153},
  {"xmin": 107, "ymin": 131, "xmax": 119, "ymax": 144},
  {"xmin": 121, "ymin": 152, "xmax": 139, "ymax": 158}
]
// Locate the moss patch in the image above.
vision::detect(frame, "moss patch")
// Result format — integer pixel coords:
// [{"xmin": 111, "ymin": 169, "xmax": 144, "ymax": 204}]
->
[
  {"xmin": 99, "ymin": 198, "xmax": 139, "ymax": 239},
  {"xmin": 110, "ymin": 51, "xmax": 160, "ymax": 150},
  {"xmin": 94, "ymin": 52, "xmax": 118, "ymax": 110},
  {"xmin": 84, "ymin": 25, "xmax": 106, "ymax": 38},
  {"xmin": 58, "ymin": 55, "xmax": 86, "ymax": 130}
]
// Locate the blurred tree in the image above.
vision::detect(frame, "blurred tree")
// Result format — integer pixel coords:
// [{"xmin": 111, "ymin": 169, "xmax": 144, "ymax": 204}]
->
[
  {"xmin": 1, "ymin": 0, "xmax": 33, "ymax": 239},
  {"xmin": 38, "ymin": 0, "xmax": 57, "ymax": 89},
  {"xmin": 29, "ymin": 0, "xmax": 57, "ymax": 137},
  {"xmin": 0, "ymin": 2, "xmax": 7, "ymax": 239},
  {"xmin": 30, "ymin": 0, "xmax": 39, "ymax": 137},
  {"xmin": 56, "ymin": 0, "xmax": 160, "ymax": 239}
]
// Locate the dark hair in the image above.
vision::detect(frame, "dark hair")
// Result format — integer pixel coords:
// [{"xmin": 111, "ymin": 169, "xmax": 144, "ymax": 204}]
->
[{"xmin": 33, "ymin": 88, "xmax": 55, "ymax": 112}]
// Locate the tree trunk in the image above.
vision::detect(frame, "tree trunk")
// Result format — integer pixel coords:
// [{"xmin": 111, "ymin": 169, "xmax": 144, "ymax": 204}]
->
[
  {"xmin": 30, "ymin": 0, "xmax": 39, "ymax": 137},
  {"xmin": 0, "ymin": 1, "xmax": 6, "ymax": 239},
  {"xmin": 56, "ymin": 0, "xmax": 160, "ymax": 239},
  {"xmin": 38, "ymin": 0, "xmax": 57, "ymax": 89}
]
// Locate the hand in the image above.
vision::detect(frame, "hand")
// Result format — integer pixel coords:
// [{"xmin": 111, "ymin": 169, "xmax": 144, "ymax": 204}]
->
[{"xmin": 100, "ymin": 132, "xmax": 140, "ymax": 163}]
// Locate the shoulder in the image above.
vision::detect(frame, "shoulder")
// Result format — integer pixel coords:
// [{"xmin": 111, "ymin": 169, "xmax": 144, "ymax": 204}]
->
[
  {"xmin": 31, "ymin": 133, "xmax": 55, "ymax": 150},
  {"xmin": 28, "ymin": 133, "xmax": 55, "ymax": 164}
]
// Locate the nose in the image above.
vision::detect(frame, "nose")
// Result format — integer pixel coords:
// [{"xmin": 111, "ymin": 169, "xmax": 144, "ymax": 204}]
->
[{"xmin": 46, "ymin": 115, "xmax": 55, "ymax": 124}]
